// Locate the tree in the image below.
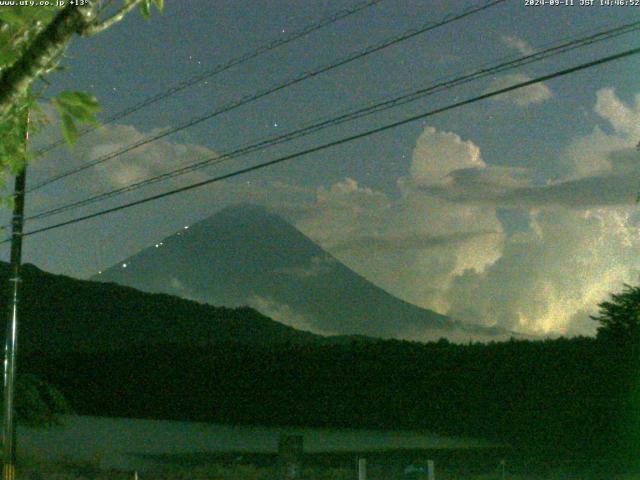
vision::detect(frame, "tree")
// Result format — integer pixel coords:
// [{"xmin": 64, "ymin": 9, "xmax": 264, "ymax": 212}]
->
[
  {"xmin": 0, "ymin": 0, "xmax": 162, "ymax": 430},
  {"xmin": 0, "ymin": 0, "xmax": 163, "ymax": 181},
  {"xmin": 13, "ymin": 375, "xmax": 71, "ymax": 427},
  {"xmin": 591, "ymin": 284, "xmax": 640, "ymax": 344}
]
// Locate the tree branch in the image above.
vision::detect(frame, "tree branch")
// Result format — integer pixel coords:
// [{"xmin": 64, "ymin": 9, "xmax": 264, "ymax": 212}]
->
[
  {"xmin": 0, "ymin": 0, "xmax": 152, "ymax": 125},
  {"xmin": 0, "ymin": 4, "xmax": 95, "ymax": 120},
  {"xmin": 82, "ymin": 0, "xmax": 144, "ymax": 37}
]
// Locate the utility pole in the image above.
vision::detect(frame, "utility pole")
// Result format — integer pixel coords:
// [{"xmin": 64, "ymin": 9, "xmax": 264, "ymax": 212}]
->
[{"xmin": 2, "ymin": 104, "xmax": 29, "ymax": 480}]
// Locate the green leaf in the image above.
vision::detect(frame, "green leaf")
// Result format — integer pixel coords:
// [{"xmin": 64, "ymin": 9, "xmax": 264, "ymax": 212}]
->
[
  {"xmin": 139, "ymin": 0, "xmax": 152, "ymax": 19},
  {"xmin": 0, "ymin": 6, "xmax": 57, "ymax": 26},
  {"xmin": 152, "ymin": 0, "xmax": 164, "ymax": 11},
  {"xmin": 60, "ymin": 112, "xmax": 78, "ymax": 145},
  {"xmin": 0, "ymin": 46, "xmax": 18, "ymax": 70},
  {"xmin": 52, "ymin": 92, "xmax": 100, "ymax": 143},
  {"xmin": 58, "ymin": 103, "xmax": 98, "ymax": 125},
  {"xmin": 0, "ymin": 8, "xmax": 29, "ymax": 25},
  {"xmin": 56, "ymin": 91, "xmax": 100, "ymax": 113}
]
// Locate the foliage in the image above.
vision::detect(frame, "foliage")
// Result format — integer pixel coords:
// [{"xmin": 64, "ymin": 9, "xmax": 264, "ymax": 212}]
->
[
  {"xmin": 139, "ymin": 0, "xmax": 164, "ymax": 19},
  {"xmin": 0, "ymin": 93, "xmax": 30, "ymax": 178},
  {"xmin": 10, "ymin": 374, "xmax": 72, "ymax": 427},
  {"xmin": 0, "ymin": 262, "xmax": 323, "ymax": 353},
  {"xmin": 51, "ymin": 91, "xmax": 100, "ymax": 145},
  {"xmin": 2, "ymin": 262, "xmax": 639, "ymax": 468},
  {"xmin": 0, "ymin": 6, "xmax": 59, "ymax": 68},
  {"xmin": 0, "ymin": 1, "xmax": 163, "ymax": 181},
  {"xmin": 591, "ymin": 284, "xmax": 640, "ymax": 345},
  {"xmin": 22, "ymin": 336, "xmax": 627, "ymax": 467}
]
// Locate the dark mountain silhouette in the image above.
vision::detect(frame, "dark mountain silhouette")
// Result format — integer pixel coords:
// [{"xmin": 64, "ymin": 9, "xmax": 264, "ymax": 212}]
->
[
  {"xmin": 0, "ymin": 262, "xmax": 349, "ymax": 353},
  {"xmin": 94, "ymin": 204, "xmax": 510, "ymax": 341},
  {"xmin": 0, "ymin": 259, "xmax": 631, "ymax": 471}
]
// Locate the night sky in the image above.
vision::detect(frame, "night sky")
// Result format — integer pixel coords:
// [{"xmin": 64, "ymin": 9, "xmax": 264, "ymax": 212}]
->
[{"xmin": 4, "ymin": 0, "xmax": 640, "ymax": 338}]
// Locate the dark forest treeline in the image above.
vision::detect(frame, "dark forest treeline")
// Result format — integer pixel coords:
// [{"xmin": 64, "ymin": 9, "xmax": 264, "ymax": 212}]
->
[
  {"xmin": 19, "ymin": 335, "xmax": 640, "ymax": 467},
  {"xmin": 3, "ymin": 262, "xmax": 640, "ymax": 468}
]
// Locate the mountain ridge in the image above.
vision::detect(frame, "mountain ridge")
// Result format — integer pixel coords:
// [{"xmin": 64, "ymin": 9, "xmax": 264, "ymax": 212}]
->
[
  {"xmin": 95, "ymin": 203, "xmax": 511, "ymax": 341},
  {"xmin": 0, "ymin": 261, "xmax": 381, "ymax": 353}
]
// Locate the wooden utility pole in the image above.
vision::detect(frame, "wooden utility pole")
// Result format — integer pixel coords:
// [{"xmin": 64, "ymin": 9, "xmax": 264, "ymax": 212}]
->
[{"xmin": 2, "ymin": 105, "xmax": 29, "ymax": 480}]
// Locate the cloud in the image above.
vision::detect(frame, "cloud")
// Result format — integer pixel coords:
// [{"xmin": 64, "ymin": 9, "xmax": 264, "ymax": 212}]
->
[
  {"xmin": 247, "ymin": 295, "xmax": 337, "ymax": 336},
  {"xmin": 169, "ymin": 277, "xmax": 199, "ymax": 302},
  {"xmin": 418, "ymin": 88, "xmax": 640, "ymax": 209},
  {"xmin": 594, "ymin": 87, "xmax": 640, "ymax": 137},
  {"xmin": 501, "ymin": 35, "xmax": 536, "ymax": 56},
  {"xmin": 487, "ymin": 73, "xmax": 552, "ymax": 107},
  {"xmin": 18, "ymin": 107, "xmax": 314, "ymax": 278},
  {"xmin": 274, "ymin": 255, "xmax": 337, "ymax": 278},
  {"xmin": 28, "ymin": 104, "xmax": 320, "ymax": 216},
  {"xmin": 296, "ymin": 127, "xmax": 504, "ymax": 315},
  {"xmin": 445, "ymin": 207, "xmax": 640, "ymax": 334},
  {"xmin": 330, "ymin": 230, "xmax": 500, "ymax": 253},
  {"xmin": 295, "ymin": 87, "xmax": 640, "ymax": 337},
  {"xmin": 436, "ymin": 88, "xmax": 640, "ymax": 334},
  {"xmin": 406, "ymin": 127, "xmax": 484, "ymax": 187},
  {"xmin": 22, "ymin": 88, "xmax": 640, "ymax": 340},
  {"xmin": 422, "ymin": 168, "xmax": 638, "ymax": 208},
  {"xmin": 26, "ymin": 105, "xmax": 218, "ymax": 212}
]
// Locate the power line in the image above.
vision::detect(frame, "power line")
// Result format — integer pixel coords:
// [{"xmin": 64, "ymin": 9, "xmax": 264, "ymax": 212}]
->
[
  {"xmin": 28, "ymin": 0, "xmax": 507, "ymax": 193},
  {"xmin": 9, "ymin": 44, "xmax": 640, "ymax": 243},
  {"xmin": 34, "ymin": 0, "xmax": 387, "ymax": 157},
  {"xmin": 24, "ymin": 19, "xmax": 640, "ymax": 224}
]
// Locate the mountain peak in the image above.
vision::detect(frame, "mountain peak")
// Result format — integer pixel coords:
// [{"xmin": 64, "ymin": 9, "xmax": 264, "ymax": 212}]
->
[
  {"xmin": 95, "ymin": 205, "xmax": 509, "ymax": 342},
  {"xmin": 202, "ymin": 203, "xmax": 272, "ymax": 223},
  {"xmin": 215, "ymin": 202, "xmax": 271, "ymax": 216}
]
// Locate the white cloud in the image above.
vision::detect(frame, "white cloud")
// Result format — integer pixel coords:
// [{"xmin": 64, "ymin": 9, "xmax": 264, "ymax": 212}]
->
[
  {"xmin": 274, "ymin": 255, "xmax": 337, "ymax": 278},
  {"xmin": 247, "ymin": 295, "xmax": 337, "ymax": 336},
  {"xmin": 34, "ymin": 113, "xmax": 214, "ymax": 187},
  {"xmin": 407, "ymin": 127, "xmax": 484, "ymax": 187},
  {"xmin": 487, "ymin": 73, "xmax": 553, "ymax": 107},
  {"xmin": 556, "ymin": 88, "xmax": 640, "ymax": 181},
  {"xmin": 296, "ymin": 127, "xmax": 503, "ymax": 315},
  {"xmin": 295, "ymin": 89, "xmax": 640, "ymax": 337},
  {"xmin": 446, "ymin": 208, "xmax": 640, "ymax": 334},
  {"xmin": 18, "ymin": 108, "xmax": 313, "ymax": 278},
  {"xmin": 432, "ymin": 88, "xmax": 640, "ymax": 334},
  {"xmin": 594, "ymin": 88, "xmax": 640, "ymax": 137},
  {"xmin": 501, "ymin": 35, "xmax": 536, "ymax": 56},
  {"xmin": 422, "ymin": 168, "xmax": 638, "ymax": 208},
  {"xmin": 330, "ymin": 230, "xmax": 500, "ymax": 253},
  {"xmin": 420, "ymin": 88, "xmax": 640, "ymax": 209}
]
